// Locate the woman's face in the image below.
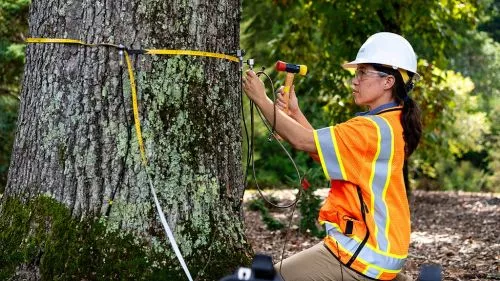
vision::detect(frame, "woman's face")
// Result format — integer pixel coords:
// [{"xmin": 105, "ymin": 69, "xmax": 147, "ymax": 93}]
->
[{"xmin": 351, "ymin": 64, "xmax": 393, "ymax": 109}]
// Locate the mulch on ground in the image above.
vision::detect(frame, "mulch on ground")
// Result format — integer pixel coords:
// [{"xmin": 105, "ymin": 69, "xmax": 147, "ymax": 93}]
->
[{"xmin": 243, "ymin": 189, "xmax": 500, "ymax": 281}]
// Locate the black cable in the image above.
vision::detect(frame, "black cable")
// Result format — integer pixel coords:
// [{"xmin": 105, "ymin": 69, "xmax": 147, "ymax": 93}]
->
[
  {"xmin": 255, "ymin": 71, "xmax": 278, "ymax": 137},
  {"xmin": 250, "ymin": 70, "xmax": 302, "ymax": 209},
  {"xmin": 277, "ymin": 201, "xmax": 299, "ymax": 281},
  {"xmin": 249, "ymin": 99, "xmax": 256, "ymax": 170},
  {"xmin": 238, "ymin": 57, "xmax": 253, "ymax": 189},
  {"xmin": 249, "ymin": 70, "xmax": 308, "ymax": 281},
  {"xmin": 337, "ymin": 241, "xmax": 344, "ymax": 281},
  {"xmin": 106, "ymin": 62, "xmax": 131, "ymax": 217},
  {"xmin": 240, "ymin": 65, "xmax": 312, "ymax": 281}
]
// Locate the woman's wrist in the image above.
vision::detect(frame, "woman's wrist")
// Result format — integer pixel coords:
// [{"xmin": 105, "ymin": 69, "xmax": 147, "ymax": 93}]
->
[
  {"xmin": 288, "ymin": 108, "xmax": 301, "ymax": 120},
  {"xmin": 254, "ymin": 95, "xmax": 272, "ymax": 108}
]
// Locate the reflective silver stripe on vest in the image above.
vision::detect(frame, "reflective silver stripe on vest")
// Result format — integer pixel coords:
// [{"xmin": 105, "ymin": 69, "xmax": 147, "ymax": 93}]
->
[
  {"xmin": 316, "ymin": 127, "xmax": 345, "ymax": 180},
  {"xmin": 365, "ymin": 116, "xmax": 393, "ymax": 252},
  {"xmin": 365, "ymin": 267, "xmax": 382, "ymax": 278},
  {"xmin": 324, "ymin": 223, "xmax": 405, "ymax": 272}
]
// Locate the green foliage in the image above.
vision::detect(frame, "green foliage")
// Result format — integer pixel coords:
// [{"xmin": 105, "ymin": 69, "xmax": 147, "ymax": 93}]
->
[
  {"xmin": 297, "ymin": 180, "xmax": 325, "ymax": 238},
  {"xmin": 0, "ymin": 0, "xmax": 29, "ymax": 94},
  {"xmin": 247, "ymin": 135, "xmax": 313, "ymax": 187},
  {"xmin": 0, "ymin": 0, "xmax": 29, "ymax": 37},
  {"xmin": 435, "ymin": 158, "xmax": 488, "ymax": 192},
  {"xmin": 411, "ymin": 66, "xmax": 496, "ymax": 192},
  {"xmin": 247, "ymin": 137, "xmax": 295, "ymax": 187},
  {"xmin": 248, "ymin": 197, "xmax": 284, "ymax": 230},
  {"xmin": 485, "ymin": 95, "xmax": 500, "ymax": 192},
  {"xmin": 478, "ymin": 0, "xmax": 499, "ymax": 41},
  {"xmin": 450, "ymin": 31, "xmax": 500, "ymax": 97},
  {"xmin": 486, "ymin": 144, "xmax": 500, "ymax": 193},
  {"xmin": 0, "ymin": 96, "xmax": 18, "ymax": 191},
  {"xmin": 242, "ymin": 0, "xmax": 499, "ymax": 193},
  {"xmin": 0, "ymin": 0, "xmax": 29, "ymax": 190},
  {"xmin": 449, "ymin": 30, "xmax": 500, "ymax": 192},
  {"xmin": 242, "ymin": 0, "xmax": 491, "ymax": 114}
]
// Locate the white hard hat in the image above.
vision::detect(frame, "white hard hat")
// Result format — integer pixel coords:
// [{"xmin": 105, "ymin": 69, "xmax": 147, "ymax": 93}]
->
[{"xmin": 343, "ymin": 32, "xmax": 420, "ymax": 80}]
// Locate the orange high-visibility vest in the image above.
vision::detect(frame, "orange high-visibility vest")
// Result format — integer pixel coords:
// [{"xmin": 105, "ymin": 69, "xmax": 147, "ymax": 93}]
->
[{"xmin": 312, "ymin": 106, "xmax": 410, "ymax": 280}]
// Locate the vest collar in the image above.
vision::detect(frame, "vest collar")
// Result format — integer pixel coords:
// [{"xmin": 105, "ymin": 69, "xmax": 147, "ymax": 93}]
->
[{"xmin": 355, "ymin": 101, "xmax": 400, "ymax": 116}]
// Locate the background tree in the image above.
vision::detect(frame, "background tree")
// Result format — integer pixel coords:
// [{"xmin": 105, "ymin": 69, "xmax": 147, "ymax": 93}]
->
[{"xmin": 1, "ymin": 0, "xmax": 251, "ymax": 280}]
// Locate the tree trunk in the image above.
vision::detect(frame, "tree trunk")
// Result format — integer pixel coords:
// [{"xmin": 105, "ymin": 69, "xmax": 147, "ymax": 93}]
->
[{"xmin": 1, "ymin": 0, "xmax": 251, "ymax": 280}]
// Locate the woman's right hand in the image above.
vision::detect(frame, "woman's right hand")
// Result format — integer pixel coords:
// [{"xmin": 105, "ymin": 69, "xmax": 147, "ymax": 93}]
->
[{"xmin": 275, "ymin": 85, "xmax": 299, "ymax": 118}]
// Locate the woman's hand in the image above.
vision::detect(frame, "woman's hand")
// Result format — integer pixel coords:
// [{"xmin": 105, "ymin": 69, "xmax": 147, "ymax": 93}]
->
[
  {"xmin": 275, "ymin": 85, "xmax": 299, "ymax": 118},
  {"xmin": 242, "ymin": 70, "xmax": 266, "ymax": 104}
]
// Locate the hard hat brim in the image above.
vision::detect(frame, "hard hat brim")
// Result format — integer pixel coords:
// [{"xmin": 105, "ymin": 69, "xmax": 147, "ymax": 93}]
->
[
  {"xmin": 342, "ymin": 59, "xmax": 366, "ymax": 69},
  {"xmin": 342, "ymin": 60, "xmax": 421, "ymax": 81}
]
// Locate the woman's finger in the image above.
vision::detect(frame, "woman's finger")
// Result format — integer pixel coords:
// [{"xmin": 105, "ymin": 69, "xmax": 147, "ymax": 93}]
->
[{"xmin": 246, "ymin": 70, "xmax": 256, "ymax": 78}]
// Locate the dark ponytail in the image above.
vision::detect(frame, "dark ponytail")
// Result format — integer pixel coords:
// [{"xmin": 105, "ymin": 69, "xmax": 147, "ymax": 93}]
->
[{"xmin": 372, "ymin": 64, "xmax": 422, "ymax": 158}]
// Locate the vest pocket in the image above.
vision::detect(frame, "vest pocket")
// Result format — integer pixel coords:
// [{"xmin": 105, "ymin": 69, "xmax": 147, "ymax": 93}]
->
[{"xmin": 339, "ymin": 213, "xmax": 367, "ymax": 238}]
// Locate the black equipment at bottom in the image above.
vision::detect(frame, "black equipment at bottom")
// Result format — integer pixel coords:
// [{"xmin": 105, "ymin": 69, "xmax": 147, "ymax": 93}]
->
[
  {"xmin": 417, "ymin": 264, "xmax": 442, "ymax": 281},
  {"xmin": 220, "ymin": 254, "xmax": 442, "ymax": 281},
  {"xmin": 219, "ymin": 254, "xmax": 283, "ymax": 281}
]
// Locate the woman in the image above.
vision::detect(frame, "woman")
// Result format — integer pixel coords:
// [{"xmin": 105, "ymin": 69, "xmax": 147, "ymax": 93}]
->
[{"xmin": 242, "ymin": 32, "xmax": 422, "ymax": 281}]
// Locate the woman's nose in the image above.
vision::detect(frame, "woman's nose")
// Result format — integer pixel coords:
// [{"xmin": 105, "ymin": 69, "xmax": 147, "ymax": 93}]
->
[{"xmin": 350, "ymin": 76, "xmax": 360, "ymax": 86}]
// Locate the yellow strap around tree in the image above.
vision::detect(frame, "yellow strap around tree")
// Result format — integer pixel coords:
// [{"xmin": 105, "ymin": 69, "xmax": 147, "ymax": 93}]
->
[
  {"xmin": 146, "ymin": 49, "xmax": 239, "ymax": 62},
  {"xmin": 25, "ymin": 38, "xmax": 239, "ymax": 62},
  {"xmin": 25, "ymin": 37, "xmax": 122, "ymax": 49}
]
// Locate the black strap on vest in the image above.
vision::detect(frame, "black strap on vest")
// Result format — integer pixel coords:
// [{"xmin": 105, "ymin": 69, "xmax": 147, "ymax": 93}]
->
[{"xmin": 346, "ymin": 186, "xmax": 370, "ymax": 267}]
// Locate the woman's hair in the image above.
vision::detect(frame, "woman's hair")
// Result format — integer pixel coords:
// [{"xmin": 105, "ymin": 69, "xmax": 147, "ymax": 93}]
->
[{"xmin": 372, "ymin": 64, "xmax": 422, "ymax": 158}]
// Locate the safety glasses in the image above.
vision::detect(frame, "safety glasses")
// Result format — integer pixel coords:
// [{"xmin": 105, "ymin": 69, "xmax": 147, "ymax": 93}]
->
[{"xmin": 354, "ymin": 69, "xmax": 390, "ymax": 81}]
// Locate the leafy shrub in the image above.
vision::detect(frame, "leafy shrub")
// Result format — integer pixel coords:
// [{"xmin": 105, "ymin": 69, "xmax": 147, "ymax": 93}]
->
[
  {"xmin": 435, "ymin": 159, "xmax": 488, "ymax": 192},
  {"xmin": 298, "ymin": 184, "xmax": 325, "ymax": 238},
  {"xmin": 248, "ymin": 197, "xmax": 284, "ymax": 231}
]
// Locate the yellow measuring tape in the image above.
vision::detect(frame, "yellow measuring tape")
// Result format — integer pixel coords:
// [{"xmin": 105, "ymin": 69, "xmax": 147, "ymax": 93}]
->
[
  {"xmin": 26, "ymin": 38, "xmax": 239, "ymax": 62},
  {"xmin": 26, "ymin": 37, "xmax": 239, "ymax": 165},
  {"xmin": 122, "ymin": 50, "xmax": 147, "ymax": 165},
  {"xmin": 26, "ymin": 38, "xmax": 123, "ymax": 49},
  {"xmin": 147, "ymin": 49, "xmax": 239, "ymax": 62}
]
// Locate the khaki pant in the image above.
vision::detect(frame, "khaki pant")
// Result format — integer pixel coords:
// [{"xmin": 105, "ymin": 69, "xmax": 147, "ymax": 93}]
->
[{"xmin": 274, "ymin": 242, "xmax": 412, "ymax": 281}]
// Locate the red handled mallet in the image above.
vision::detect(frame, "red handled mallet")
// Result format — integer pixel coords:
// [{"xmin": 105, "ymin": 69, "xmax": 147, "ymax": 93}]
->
[{"xmin": 275, "ymin": 60, "xmax": 308, "ymax": 114}]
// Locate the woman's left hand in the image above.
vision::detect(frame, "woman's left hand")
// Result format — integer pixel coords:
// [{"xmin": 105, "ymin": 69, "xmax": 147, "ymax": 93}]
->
[{"xmin": 242, "ymin": 70, "xmax": 266, "ymax": 103}]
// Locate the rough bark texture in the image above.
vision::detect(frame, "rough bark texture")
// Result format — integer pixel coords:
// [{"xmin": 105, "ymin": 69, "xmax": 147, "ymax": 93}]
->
[{"xmin": 1, "ymin": 0, "xmax": 250, "ymax": 280}]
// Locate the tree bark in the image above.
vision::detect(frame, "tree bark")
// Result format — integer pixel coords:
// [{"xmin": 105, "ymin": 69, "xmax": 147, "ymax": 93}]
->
[{"xmin": 1, "ymin": 0, "xmax": 250, "ymax": 280}]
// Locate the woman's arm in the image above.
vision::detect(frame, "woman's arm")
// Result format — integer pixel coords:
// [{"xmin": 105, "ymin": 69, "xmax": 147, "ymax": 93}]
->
[
  {"xmin": 275, "ymin": 85, "xmax": 314, "ymax": 130},
  {"xmin": 243, "ymin": 70, "xmax": 317, "ymax": 153}
]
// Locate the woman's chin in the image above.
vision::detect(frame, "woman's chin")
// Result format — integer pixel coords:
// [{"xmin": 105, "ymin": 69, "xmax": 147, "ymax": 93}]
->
[{"xmin": 353, "ymin": 97, "xmax": 362, "ymax": 106}]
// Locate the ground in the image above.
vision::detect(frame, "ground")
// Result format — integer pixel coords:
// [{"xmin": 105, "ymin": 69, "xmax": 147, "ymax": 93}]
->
[{"xmin": 243, "ymin": 189, "xmax": 500, "ymax": 281}]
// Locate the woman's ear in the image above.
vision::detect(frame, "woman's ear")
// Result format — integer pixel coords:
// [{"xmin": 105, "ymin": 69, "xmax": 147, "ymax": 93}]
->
[{"xmin": 384, "ymin": 75, "xmax": 396, "ymax": 90}]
